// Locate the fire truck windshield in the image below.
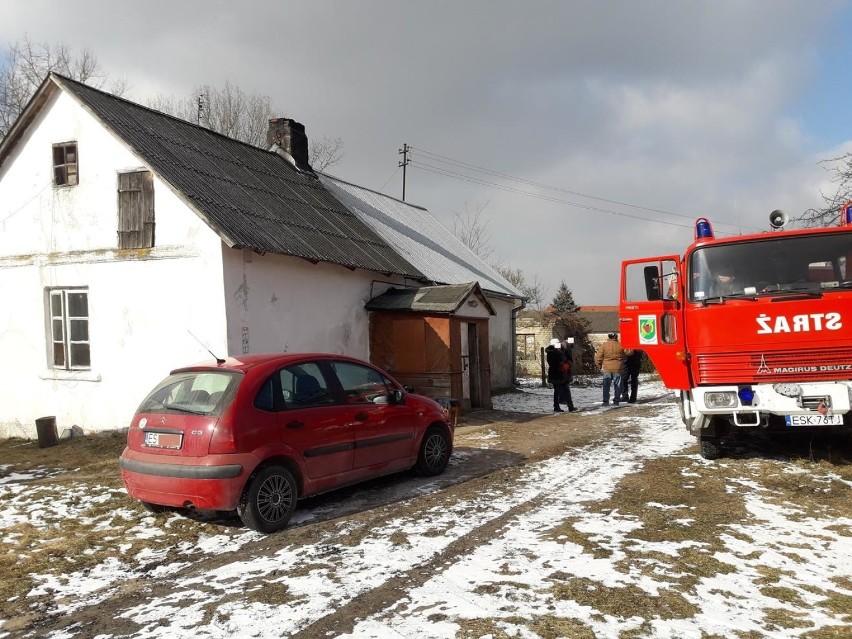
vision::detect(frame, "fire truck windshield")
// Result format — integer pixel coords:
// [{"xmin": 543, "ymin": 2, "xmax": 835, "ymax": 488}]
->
[{"xmin": 688, "ymin": 231, "xmax": 852, "ymax": 303}]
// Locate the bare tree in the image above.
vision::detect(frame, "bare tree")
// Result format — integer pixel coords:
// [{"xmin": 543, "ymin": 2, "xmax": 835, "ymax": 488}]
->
[
  {"xmin": 452, "ymin": 201, "xmax": 493, "ymax": 262},
  {"xmin": 310, "ymin": 135, "xmax": 345, "ymax": 172},
  {"xmin": 0, "ymin": 35, "xmax": 126, "ymax": 141},
  {"xmin": 150, "ymin": 82, "xmax": 272, "ymax": 147},
  {"xmin": 150, "ymin": 83, "xmax": 345, "ymax": 170},
  {"xmin": 450, "ymin": 199, "xmax": 544, "ymax": 306},
  {"xmin": 795, "ymin": 152, "xmax": 852, "ymax": 228},
  {"xmin": 495, "ymin": 264, "xmax": 544, "ymax": 309}
]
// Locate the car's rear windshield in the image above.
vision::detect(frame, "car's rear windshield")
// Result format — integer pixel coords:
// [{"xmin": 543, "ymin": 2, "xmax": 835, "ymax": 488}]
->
[{"xmin": 137, "ymin": 370, "xmax": 243, "ymax": 417}]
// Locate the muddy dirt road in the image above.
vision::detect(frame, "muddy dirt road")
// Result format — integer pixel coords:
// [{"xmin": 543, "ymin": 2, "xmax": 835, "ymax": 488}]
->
[{"xmin": 4, "ymin": 398, "xmax": 852, "ymax": 638}]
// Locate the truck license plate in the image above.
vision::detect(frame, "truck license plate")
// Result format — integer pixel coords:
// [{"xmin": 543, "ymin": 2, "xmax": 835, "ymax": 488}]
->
[
  {"xmin": 144, "ymin": 431, "xmax": 183, "ymax": 449},
  {"xmin": 785, "ymin": 414, "xmax": 843, "ymax": 427}
]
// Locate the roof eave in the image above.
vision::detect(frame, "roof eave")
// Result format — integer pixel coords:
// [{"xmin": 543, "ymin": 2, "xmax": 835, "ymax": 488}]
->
[{"xmin": 0, "ymin": 74, "xmax": 58, "ymax": 170}]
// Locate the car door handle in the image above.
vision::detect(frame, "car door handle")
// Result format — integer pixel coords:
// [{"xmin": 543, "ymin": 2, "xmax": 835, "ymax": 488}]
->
[
  {"xmin": 285, "ymin": 420, "xmax": 304, "ymax": 429},
  {"xmin": 354, "ymin": 412, "xmax": 369, "ymax": 422}
]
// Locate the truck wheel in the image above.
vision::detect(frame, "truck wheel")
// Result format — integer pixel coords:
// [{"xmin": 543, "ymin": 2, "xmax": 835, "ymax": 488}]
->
[
  {"xmin": 239, "ymin": 465, "xmax": 297, "ymax": 533},
  {"xmin": 699, "ymin": 436, "xmax": 724, "ymax": 460}
]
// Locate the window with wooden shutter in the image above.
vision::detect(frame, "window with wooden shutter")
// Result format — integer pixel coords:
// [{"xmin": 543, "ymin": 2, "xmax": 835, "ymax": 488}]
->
[{"xmin": 118, "ymin": 171, "xmax": 155, "ymax": 248}]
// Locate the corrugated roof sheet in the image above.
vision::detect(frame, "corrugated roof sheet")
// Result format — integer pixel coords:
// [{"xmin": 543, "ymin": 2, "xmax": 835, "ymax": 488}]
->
[
  {"xmin": 365, "ymin": 282, "xmax": 495, "ymax": 314},
  {"xmin": 318, "ymin": 174, "xmax": 524, "ymax": 299},
  {"xmin": 54, "ymin": 74, "xmax": 421, "ymax": 278}
]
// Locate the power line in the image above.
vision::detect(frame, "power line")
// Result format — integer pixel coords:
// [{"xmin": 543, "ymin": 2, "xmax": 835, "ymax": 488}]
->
[
  {"xmin": 378, "ymin": 166, "xmax": 400, "ymax": 194},
  {"xmin": 409, "ymin": 146, "xmax": 761, "ymax": 233},
  {"xmin": 411, "ymin": 161, "xmax": 698, "ymax": 231}
]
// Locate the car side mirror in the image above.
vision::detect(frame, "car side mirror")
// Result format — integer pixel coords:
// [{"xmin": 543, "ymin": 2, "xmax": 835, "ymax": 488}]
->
[
  {"xmin": 403, "ymin": 385, "xmax": 415, "ymax": 393},
  {"xmin": 390, "ymin": 389, "xmax": 405, "ymax": 405}
]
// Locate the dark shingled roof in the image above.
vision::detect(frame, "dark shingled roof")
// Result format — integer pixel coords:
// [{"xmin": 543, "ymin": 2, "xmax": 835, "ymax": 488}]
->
[
  {"xmin": 51, "ymin": 74, "xmax": 422, "ymax": 278},
  {"xmin": 365, "ymin": 282, "xmax": 495, "ymax": 315}
]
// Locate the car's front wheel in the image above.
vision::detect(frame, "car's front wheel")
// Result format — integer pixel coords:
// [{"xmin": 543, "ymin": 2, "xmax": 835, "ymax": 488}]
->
[
  {"xmin": 239, "ymin": 465, "xmax": 297, "ymax": 533},
  {"xmin": 416, "ymin": 427, "xmax": 451, "ymax": 476}
]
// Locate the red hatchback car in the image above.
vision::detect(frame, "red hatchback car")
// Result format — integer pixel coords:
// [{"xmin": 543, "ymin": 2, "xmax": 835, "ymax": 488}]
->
[{"xmin": 119, "ymin": 353, "xmax": 453, "ymax": 533}]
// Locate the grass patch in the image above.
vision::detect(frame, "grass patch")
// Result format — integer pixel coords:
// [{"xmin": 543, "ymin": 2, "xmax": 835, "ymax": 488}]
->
[
  {"xmin": 0, "ymin": 431, "xmax": 127, "ymax": 474},
  {"xmin": 550, "ymin": 576, "xmax": 698, "ymax": 620}
]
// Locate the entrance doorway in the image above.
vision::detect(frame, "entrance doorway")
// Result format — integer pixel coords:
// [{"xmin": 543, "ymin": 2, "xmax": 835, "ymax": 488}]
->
[{"xmin": 460, "ymin": 322, "xmax": 481, "ymax": 408}]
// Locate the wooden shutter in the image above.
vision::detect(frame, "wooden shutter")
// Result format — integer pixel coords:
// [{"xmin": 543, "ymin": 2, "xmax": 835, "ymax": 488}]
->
[{"xmin": 118, "ymin": 171, "xmax": 155, "ymax": 248}]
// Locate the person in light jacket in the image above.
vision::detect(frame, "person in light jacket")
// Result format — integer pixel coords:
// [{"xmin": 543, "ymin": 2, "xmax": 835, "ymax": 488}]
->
[{"xmin": 594, "ymin": 332, "xmax": 632, "ymax": 406}]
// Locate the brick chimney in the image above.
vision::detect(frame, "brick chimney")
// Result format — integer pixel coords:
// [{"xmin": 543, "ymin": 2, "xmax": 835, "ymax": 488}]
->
[{"xmin": 267, "ymin": 117, "xmax": 311, "ymax": 172}]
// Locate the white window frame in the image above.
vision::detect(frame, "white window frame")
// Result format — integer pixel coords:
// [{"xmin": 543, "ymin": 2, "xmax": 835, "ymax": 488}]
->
[{"xmin": 48, "ymin": 288, "xmax": 90, "ymax": 371}]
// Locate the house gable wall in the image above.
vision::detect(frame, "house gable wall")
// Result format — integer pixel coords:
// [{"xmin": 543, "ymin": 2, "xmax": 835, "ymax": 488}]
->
[{"xmin": 0, "ymin": 88, "xmax": 229, "ymax": 437}]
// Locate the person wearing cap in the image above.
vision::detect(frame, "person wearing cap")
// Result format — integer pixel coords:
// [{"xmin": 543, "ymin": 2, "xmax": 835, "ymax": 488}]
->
[
  {"xmin": 594, "ymin": 332, "xmax": 631, "ymax": 406},
  {"xmin": 545, "ymin": 338, "xmax": 576, "ymax": 413}
]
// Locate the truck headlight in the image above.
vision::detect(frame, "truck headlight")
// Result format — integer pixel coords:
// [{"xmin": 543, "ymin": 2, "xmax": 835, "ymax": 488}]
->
[{"xmin": 705, "ymin": 392, "xmax": 737, "ymax": 408}]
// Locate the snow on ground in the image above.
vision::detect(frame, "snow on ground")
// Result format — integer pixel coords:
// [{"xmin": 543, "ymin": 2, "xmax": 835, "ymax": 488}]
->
[
  {"xmin": 5, "ymin": 375, "xmax": 851, "ymax": 638},
  {"xmin": 492, "ymin": 374, "xmax": 671, "ymax": 415},
  {"xmin": 112, "ymin": 402, "xmax": 694, "ymax": 639}
]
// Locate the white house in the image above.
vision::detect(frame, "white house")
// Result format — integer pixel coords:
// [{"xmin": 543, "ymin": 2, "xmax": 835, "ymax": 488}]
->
[{"xmin": 0, "ymin": 73, "xmax": 523, "ymax": 438}]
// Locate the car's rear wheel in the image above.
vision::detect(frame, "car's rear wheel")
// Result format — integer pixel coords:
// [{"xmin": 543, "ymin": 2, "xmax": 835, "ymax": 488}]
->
[
  {"xmin": 239, "ymin": 465, "xmax": 297, "ymax": 533},
  {"xmin": 416, "ymin": 427, "xmax": 451, "ymax": 476}
]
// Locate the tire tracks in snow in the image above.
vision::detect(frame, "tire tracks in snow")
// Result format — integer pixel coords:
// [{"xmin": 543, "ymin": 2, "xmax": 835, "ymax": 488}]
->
[
  {"xmin": 293, "ymin": 403, "xmax": 690, "ymax": 638},
  {"xmin": 37, "ymin": 402, "xmax": 688, "ymax": 638}
]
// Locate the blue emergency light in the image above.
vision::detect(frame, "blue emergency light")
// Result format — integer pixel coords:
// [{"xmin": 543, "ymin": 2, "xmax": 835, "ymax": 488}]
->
[
  {"xmin": 844, "ymin": 201, "xmax": 852, "ymax": 226},
  {"xmin": 695, "ymin": 217, "xmax": 714, "ymax": 239},
  {"xmin": 738, "ymin": 387, "xmax": 755, "ymax": 406}
]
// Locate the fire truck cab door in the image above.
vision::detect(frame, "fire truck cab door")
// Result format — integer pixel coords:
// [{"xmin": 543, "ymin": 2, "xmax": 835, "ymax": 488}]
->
[{"xmin": 620, "ymin": 255, "xmax": 691, "ymax": 390}]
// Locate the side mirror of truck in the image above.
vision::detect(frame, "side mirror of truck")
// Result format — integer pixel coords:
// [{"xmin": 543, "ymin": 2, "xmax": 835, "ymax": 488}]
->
[{"xmin": 644, "ymin": 265, "xmax": 662, "ymax": 301}]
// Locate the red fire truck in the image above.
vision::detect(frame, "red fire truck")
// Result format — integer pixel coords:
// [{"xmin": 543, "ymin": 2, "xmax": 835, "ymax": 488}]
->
[{"xmin": 619, "ymin": 207, "xmax": 852, "ymax": 459}]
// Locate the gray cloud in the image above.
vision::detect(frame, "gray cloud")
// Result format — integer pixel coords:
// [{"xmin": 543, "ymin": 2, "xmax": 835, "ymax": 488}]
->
[{"xmin": 0, "ymin": 0, "xmax": 846, "ymax": 304}]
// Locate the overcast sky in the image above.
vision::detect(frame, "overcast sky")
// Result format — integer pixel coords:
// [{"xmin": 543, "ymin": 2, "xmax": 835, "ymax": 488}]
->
[{"xmin": 3, "ymin": 0, "xmax": 852, "ymax": 305}]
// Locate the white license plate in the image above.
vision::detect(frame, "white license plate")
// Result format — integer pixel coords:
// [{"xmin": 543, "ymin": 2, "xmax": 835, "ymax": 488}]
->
[
  {"xmin": 144, "ymin": 431, "xmax": 183, "ymax": 449},
  {"xmin": 785, "ymin": 414, "xmax": 844, "ymax": 427}
]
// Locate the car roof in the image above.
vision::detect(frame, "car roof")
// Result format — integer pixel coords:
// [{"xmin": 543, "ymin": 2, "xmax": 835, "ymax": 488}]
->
[{"xmin": 170, "ymin": 352, "xmax": 370, "ymax": 375}]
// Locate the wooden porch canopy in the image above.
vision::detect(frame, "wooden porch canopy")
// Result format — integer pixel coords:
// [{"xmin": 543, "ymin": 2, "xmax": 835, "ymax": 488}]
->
[{"xmin": 365, "ymin": 282, "xmax": 495, "ymax": 408}]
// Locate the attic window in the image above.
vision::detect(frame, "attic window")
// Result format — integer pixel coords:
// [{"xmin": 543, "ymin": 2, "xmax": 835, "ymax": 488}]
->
[
  {"xmin": 118, "ymin": 171, "xmax": 155, "ymax": 249},
  {"xmin": 53, "ymin": 142, "xmax": 78, "ymax": 186}
]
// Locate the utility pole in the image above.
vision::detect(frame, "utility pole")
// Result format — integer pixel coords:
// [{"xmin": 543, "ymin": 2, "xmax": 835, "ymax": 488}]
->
[
  {"xmin": 398, "ymin": 143, "xmax": 410, "ymax": 201},
  {"xmin": 197, "ymin": 92, "xmax": 205, "ymax": 125}
]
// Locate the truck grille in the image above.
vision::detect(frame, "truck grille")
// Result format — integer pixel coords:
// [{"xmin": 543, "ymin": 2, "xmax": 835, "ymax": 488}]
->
[{"xmin": 695, "ymin": 348, "xmax": 852, "ymax": 385}]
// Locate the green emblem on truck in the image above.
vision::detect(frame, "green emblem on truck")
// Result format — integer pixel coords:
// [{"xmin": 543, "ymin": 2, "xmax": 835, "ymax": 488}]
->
[{"xmin": 639, "ymin": 316, "xmax": 657, "ymax": 345}]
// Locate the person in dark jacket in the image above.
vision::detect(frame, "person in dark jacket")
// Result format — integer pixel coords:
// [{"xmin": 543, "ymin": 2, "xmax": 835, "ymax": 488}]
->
[
  {"xmin": 546, "ymin": 338, "xmax": 576, "ymax": 413},
  {"xmin": 560, "ymin": 338, "xmax": 578, "ymax": 411},
  {"xmin": 620, "ymin": 349, "xmax": 643, "ymax": 403}
]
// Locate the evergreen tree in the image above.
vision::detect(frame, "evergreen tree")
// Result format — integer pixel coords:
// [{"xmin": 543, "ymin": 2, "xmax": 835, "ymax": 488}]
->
[
  {"xmin": 551, "ymin": 281, "xmax": 581, "ymax": 314},
  {"xmin": 549, "ymin": 281, "xmax": 596, "ymax": 373}
]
